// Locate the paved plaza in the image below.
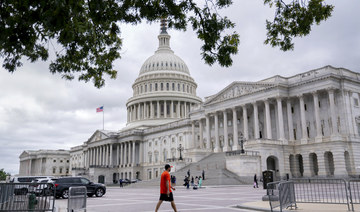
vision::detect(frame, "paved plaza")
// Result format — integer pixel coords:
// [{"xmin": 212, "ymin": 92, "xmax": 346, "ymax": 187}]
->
[
  {"xmin": 56, "ymin": 185, "xmax": 265, "ymax": 212},
  {"xmin": 55, "ymin": 185, "xmax": 355, "ymax": 212}
]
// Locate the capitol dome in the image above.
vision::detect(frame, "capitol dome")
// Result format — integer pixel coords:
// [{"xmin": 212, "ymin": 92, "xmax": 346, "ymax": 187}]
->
[{"xmin": 125, "ymin": 20, "xmax": 202, "ymax": 128}]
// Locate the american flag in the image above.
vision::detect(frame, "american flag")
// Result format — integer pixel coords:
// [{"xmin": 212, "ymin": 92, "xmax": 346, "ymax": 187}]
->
[{"xmin": 96, "ymin": 106, "xmax": 104, "ymax": 112}]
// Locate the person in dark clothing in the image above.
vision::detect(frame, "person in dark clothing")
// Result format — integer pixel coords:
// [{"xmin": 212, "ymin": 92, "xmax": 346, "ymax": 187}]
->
[
  {"xmin": 184, "ymin": 176, "xmax": 189, "ymax": 189},
  {"xmin": 202, "ymin": 170, "xmax": 205, "ymax": 180},
  {"xmin": 119, "ymin": 179, "xmax": 123, "ymax": 187},
  {"xmin": 191, "ymin": 176, "xmax": 194, "ymax": 186},
  {"xmin": 187, "ymin": 169, "xmax": 190, "ymax": 177},
  {"xmin": 254, "ymin": 174, "xmax": 258, "ymax": 188}
]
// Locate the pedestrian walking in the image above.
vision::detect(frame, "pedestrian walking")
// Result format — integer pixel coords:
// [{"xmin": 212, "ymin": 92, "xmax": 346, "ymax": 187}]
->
[
  {"xmin": 191, "ymin": 176, "xmax": 194, "ymax": 186},
  {"xmin": 254, "ymin": 174, "xmax": 258, "ymax": 188},
  {"xmin": 155, "ymin": 164, "xmax": 178, "ymax": 212},
  {"xmin": 183, "ymin": 176, "xmax": 190, "ymax": 189},
  {"xmin": 119, "ymin": 179, "xmax": 123, "ymax": 187},
  {"xmin": 187, "ymin": 169, "xmax": 190, "ymax": 177},
  {"xmin": 198, "ymin": 176, "xmax": 202, "ymax": 188},
  {"xmin": 202, "ymin": 170, "xmax": 205, "ymax": 180}
]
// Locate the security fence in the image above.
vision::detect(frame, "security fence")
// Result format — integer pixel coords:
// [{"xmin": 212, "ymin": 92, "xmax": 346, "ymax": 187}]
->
[
  {"xmin": 0, "ymin": 182, "xmax": 55, "ymax": 211},
  {"xmin": 267, "ymin": 178, "xmax": 360, "ymax": 212},
  {"xmin": 349, "ymin": 179, "xmax": 360, "ymax": 211},
  {"xmin": 68, "ymin": 186, "xmax": 87, "ymax": 212},
  {"xmin": 267, "ymin": 181, "xmax": 297, "ymax": 212}
]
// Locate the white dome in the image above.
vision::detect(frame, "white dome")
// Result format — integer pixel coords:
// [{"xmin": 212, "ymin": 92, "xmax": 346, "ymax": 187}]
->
[{"xmin": 139, "ymin": 51, "xmax": 190, "ymax": 76}]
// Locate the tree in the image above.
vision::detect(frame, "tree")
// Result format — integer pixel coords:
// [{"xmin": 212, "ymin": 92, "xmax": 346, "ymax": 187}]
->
[
  {"xmin": 0, "ymin": 0, "xmax": 333, "ymax": 88},
  {"xmin": 0, "ymin": 168, "xmax": 10, "ymax": 181}
]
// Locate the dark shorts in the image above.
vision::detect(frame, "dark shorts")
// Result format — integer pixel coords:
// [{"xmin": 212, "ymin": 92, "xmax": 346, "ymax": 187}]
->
[{"xmin": 159, "ymin": 192, "xmax": 174, "ymax": 202}]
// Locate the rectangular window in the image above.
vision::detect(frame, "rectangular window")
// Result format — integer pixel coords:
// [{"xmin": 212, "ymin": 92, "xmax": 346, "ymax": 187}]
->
[
  {"xmin": 291, "ymin": 107, "xmax": 294, "ymax": 114},
  {"xmin": 319, "ymin": 101, "xmax": 321, "ymax": 108},
  {"xmin": 304, "ymin": 104, "xmax": 307, "ymax": 111},
  {"xmin": 293, "ymin": 129, "xmax": 297, "ymax": 140},
  {"xmin": 53, "ymin": 168, "xmax": 56, "ymax": 174}
]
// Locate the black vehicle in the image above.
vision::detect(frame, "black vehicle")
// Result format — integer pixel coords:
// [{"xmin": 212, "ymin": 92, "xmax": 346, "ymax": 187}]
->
[{"xmin": 54, "ymin": 177, "xmax": 106, "ymax": 199}]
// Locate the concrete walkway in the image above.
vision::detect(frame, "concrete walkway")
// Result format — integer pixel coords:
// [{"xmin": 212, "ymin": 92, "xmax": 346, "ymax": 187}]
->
[{"xmin": 53, "ymin": 185, "xmax": 358, "ymax": 212}]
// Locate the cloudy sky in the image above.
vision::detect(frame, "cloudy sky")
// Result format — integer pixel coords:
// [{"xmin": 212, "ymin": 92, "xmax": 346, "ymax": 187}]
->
[{"xmin": 1, "ymin": 1, "xmax": 359, "ymax": 175}]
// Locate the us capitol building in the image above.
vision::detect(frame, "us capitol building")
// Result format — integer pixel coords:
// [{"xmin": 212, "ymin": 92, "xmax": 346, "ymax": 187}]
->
[{"xmin": 19, "ymin": 22, "xmax": 360, "ymax": 183}]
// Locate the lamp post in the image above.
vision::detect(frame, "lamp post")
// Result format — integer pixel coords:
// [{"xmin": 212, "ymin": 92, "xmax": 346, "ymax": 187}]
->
[
  {"xmin": 177, "ymin": 144, "xmax": 184, "ymax": 160},
  {"xmin": 238, "ymin": 133, "xmax": 246, "ymax": 154}
]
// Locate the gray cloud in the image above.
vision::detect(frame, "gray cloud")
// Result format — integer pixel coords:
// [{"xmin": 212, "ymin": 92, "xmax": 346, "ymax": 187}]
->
[{"xmin": 1, "ymin": 1, "xmax": 359, "ymax": 175}]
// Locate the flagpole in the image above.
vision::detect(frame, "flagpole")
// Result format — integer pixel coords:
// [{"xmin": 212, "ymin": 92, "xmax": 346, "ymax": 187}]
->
[{"xmin": 103, "ymin": 105, "xmax": 104, "ymax": 130}]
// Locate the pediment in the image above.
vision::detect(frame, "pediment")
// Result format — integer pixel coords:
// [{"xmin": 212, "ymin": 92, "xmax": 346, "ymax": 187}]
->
[
  {"xmin": 88, "ymin": 130, "xmax": 110, "ymax": 143},
  {"xmin": 19, "ymin": 151, "xmax": 30, "ymax": 159},
  {"xmin": 204, "ymin": 81, "xmax": 276, "ymax": 105}
]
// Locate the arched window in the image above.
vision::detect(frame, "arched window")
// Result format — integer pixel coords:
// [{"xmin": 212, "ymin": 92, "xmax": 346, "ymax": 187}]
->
[
  {"xmin": 166, "ymin": 83, "xmax": 169, "ymax": 91},
  {"xmin": 172, "ymin": 83, "xmax": 175, "ymax": 91},
  {"xmin": 161, "ymin": 83, "xmax": 163, "ymax": 90},
  {"xmin": 183, "ymin": 84, "xmax": 185, "ymax": 92},
  {"xmin": 155, "ymin": 83, "xmax": 158, "ymax": 91}
]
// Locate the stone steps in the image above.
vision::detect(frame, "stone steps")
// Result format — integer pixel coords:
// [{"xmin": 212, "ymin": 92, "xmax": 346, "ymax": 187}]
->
[{"xmin": 130, "ymin": 153, "xmax": 250, "ymax": 188}]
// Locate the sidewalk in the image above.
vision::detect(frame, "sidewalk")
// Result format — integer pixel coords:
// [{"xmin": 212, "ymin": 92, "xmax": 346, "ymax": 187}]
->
[{"xmin": 237, "ymin": 201, "xmax": 358, "ymax": 212}]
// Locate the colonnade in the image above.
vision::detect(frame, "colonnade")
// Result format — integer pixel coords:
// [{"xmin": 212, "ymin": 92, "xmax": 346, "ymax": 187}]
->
[
  {"xmin": 86, "ymin": 141, "xmax": 144, "ymax": 168},
  {"xmin": 192, "ymin": 89, "xmax": 344, "ymax": 152},
  {"xmin": 127, "ymin": 101, "xmax": 192, "ymax": 122}
]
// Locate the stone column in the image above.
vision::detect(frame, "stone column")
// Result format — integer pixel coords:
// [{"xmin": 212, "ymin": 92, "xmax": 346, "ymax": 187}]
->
[
  {"xmin": 105, "ymin": 145, "xmax": 109, "ymax": 166},
  {"xmin": 137, "ymin": 104, "xmax": 141, "ymax": 120},
  {"xmin": 103, "ymin": 146, "xmax": 106, "ymax": 166},
  {"xmin": 287, "ymin": 99, "xmax": 294, "ymax": 141},
  {"xmin": 253, "ymin": 102, "xmax": 259, "ymax": 139},
  {"xmin": 242, "ymin": 105, "xmax": 249, "ymax": 140},
  {"xmin": 143, "ymin": 102, "xmax": 147, "ymax": 119},
  {"xmin": 109, "ymin": 144, "xmax": 113, "ymax": 167},
  {"xmin": 139, "ymin": 142, "xmax": 143, "ymax": 164},
  {"xmin": 312, "ymin": 92, "xmax": 322, "ymax": 141},
  {"xmin": 206, "ymin": 114, "xmax": 211, "ymax": 150},
  {"xmin": 192, "ymin": 121, "xmax": 196, "ymax": 148},
  {"xmin": 223, "ymin": 110, "xmax": 230, "ymax": 151},
  {"xmin": 171, "ymin": 101, "xmax": 174, "ymax": 118},
  {"xmin": 120, "ymin": 143, "xmax": 123, "ymax": 166},
  {"xmin": 177, "ymin": 101, "xmax": 181, "ymax": 118},
  {"xmin": 164, "ymin": 101, "xmax": 167, "ymax": 118},
  {"xmin": 132, "ymin": 141, "xmax": 136, "ymax": 166},
  {"xmin": 157, "ymin": 101, "xmax": 160, "ymax": 118},
  {"xmin": 265, "ymin": 100, "xmax": 272, "ymax": 139},
  {"xmin": 299, "ymin": 94, "xmax": 308, "ymax": 143},
  {"xmin": 277, "ymin": 97, "xmax": 285, "ymax": 141},
  {"xmin": 232, "ymin": 108, "xmax": 240, "ymax": 150},
  {"xmin": 199, "ymin": 119, "xmax": 204, "ymax": 149},
  {"xmin": 128, "ymin": 142, "xmax": 132, "ymax": 165},
  {"xmin": 124, "ymin": 142, "xmax": 128, "ymax": 165},
  {"xmin": 214, "ymin": 112, "xmax": 220, "ymax": 152},
  {"xmin": 328, "ymin": 89, "xmax": 338, "ymax": 135},
  {"xmin": 150, "ymin": 101, "xmax": 154, "ymax": 119},
  {"xmin": 116, "ymin": 144, "xmax": 119, "ymax": 166}
]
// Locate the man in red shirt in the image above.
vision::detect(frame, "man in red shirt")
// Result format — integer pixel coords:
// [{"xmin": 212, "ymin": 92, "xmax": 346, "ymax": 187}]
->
[{"xmin": 155, "ymin": 164, "xmax": 178, "ymax": 212}]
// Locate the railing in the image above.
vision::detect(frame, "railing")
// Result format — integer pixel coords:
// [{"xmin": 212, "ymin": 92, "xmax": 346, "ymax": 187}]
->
[
  {"xmin": 267, "ymin": 181, "xmax": 297, "ymax": 212},
  {"xmin": 267, "ymin": 178, "xmax": 354, "ymax": 212},
  {"xmin": 0, "ymin": 182, "xmax": 55, "ymax": 211},
  {"xmin": 166, "ymin": 158, "xmax": 192, "ymax": 163},
  {"xmin": 349, "ymin": 179, "xmax": 360, "ymax": 211},
  {"xmin": 68, "ymin": 186, "xmax": 87, "ymax": 212},
  {"xmin": 292, "ymin": 178, "xmax": 349, "ymax": 209},
  {"xmin": 225, "ymin": 150, "xmax": 259, "ymax": 156}
]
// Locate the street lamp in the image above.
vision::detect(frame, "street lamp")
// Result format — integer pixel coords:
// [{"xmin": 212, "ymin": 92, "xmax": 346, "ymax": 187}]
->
[
  {"xmin": 238, "ymin": 133, "xmax": 246, "ymax": 154},
  {"xmin": 177, "ymin": 144, "xmax": 184, "ymax": 160}
]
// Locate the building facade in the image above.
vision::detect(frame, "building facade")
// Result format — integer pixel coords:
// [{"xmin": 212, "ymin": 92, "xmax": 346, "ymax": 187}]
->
[
  {"xmin": 19, "ymin": 150, "xmax": 70, "ymax": 177},
  {"xmin": 20, "ymin": 22, "xmax": 360, "ymax": 183}
]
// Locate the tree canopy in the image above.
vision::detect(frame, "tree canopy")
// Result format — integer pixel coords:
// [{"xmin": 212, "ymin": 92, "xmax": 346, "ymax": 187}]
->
[
  {"xmin": 0, "ymin": 0, "xmax": 333, "ymax": 88},
  {"xmin": 0, "ymin": 168, "xmax": 10, "ymax": 181}
]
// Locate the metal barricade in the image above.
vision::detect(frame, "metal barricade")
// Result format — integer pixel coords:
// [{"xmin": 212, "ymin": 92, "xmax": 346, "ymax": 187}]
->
[
  {"xmin": 68, "ymin": 186, "xmax": 87, "ymax": 212},
  {"xmin": 0, "ymin": 182, "xmax": 55, "ymax": 211},
  {"xmin": 348, "ymin": 179, "xmax": 360, "ymax": 211},
  {"xmin": 267, "ymin": 181, "xmax": 297, "ymax": 212},
  {"xmin": 292, "ymin": 178, "xmax": 350, "ymax": 210}
]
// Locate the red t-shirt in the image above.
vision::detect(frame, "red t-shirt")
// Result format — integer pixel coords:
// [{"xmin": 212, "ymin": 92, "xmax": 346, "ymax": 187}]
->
[{"xmin": 160, "ymin": 171, "xmax": 171, "ymax": 194}]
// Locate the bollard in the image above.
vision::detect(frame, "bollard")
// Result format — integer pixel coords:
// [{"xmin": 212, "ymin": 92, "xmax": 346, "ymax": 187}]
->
[{"xmin": 28, "ymin": 193, "xmax": 38, "ymax": 210}]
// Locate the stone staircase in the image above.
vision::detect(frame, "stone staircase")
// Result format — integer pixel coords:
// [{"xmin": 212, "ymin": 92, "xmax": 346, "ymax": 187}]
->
[{"xmin": 130, "ymin": 153, "xmax": 250, "ymax": 188}]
